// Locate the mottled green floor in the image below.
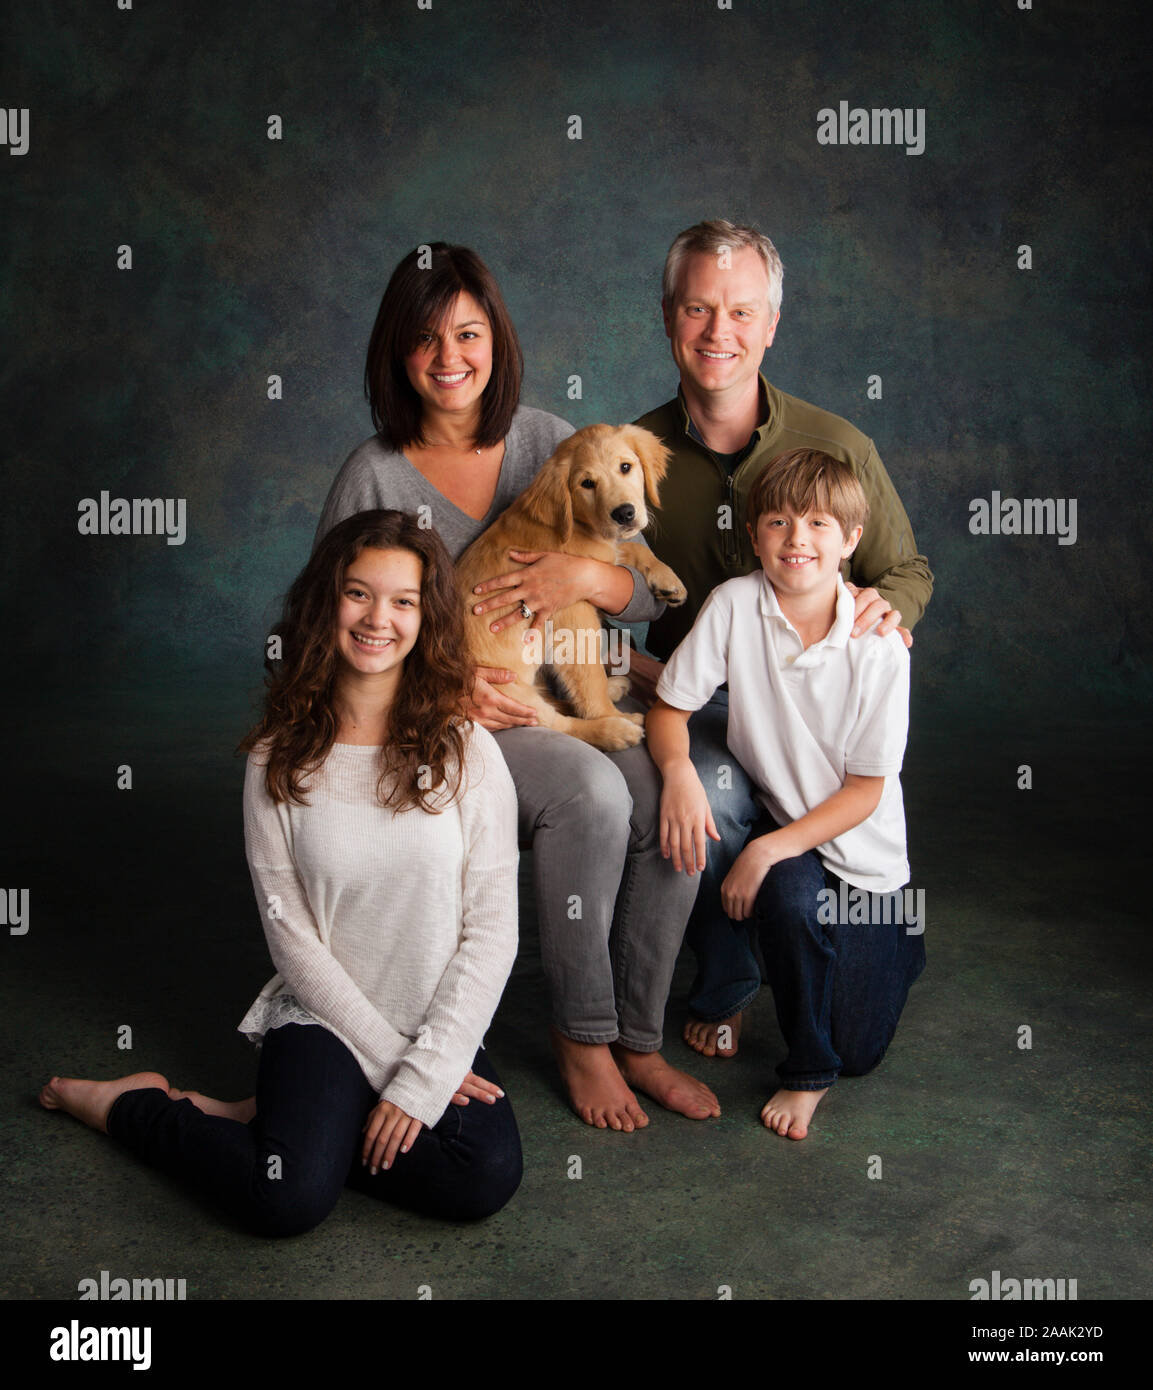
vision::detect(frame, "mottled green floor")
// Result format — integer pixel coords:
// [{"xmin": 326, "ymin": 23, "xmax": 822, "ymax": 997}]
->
[{"xmin": 3, "ymin": 689, "xmax": 1150, "ymax": 1301}]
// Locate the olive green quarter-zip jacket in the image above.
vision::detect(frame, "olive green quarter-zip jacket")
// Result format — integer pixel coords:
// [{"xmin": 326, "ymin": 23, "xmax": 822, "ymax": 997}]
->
[{"xmin": 636, "ymin": 375, "xmax": 934, "ymax": 660}]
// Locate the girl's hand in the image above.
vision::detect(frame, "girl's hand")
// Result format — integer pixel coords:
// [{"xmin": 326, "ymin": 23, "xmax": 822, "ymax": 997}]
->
[
  {"xmin": 471, "ymin": 550, "xmax": 595, "ymax": 634},
  {"xmin": 465, "ymin": 668, "xmax": 539, "ymax": 731},
  {"xmin": 362, "ymin": 1100, "xmax": 423, "ymax": 1174},
  {"xmin": 450, "ymin": 1070, "xmax": 506, "ymax": 1107}
]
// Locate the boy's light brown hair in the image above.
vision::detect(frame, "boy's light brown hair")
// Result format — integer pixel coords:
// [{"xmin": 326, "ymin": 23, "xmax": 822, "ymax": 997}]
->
[{"xmin": 746, "ymin": 448, "xmax": 869, "ymax": 539}]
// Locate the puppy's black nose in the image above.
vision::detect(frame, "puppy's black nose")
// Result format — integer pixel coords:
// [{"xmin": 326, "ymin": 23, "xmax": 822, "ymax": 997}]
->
[{"xmin": 611, "ymin": 504, "xmax": 636, "ymax": 526}]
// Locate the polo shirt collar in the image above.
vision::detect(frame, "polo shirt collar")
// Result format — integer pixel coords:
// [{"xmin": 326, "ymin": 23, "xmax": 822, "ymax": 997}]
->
[{"xmin": 757, "ymin": 571, "xmax": 855, "ymax": 650}]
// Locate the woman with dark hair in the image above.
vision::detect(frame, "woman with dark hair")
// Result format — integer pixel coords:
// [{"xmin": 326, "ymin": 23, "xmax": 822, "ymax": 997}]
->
[
  {"xmin": 40, "ymin": 511, "xmax": 522, "ymax": 1232},
  {"xmin": 318, "ymin": 244, "xmax": 721, "ymax": 1132}
]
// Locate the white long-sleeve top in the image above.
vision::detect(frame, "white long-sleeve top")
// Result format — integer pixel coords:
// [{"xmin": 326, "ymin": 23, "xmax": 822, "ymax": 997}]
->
[{"xmin": 237, "ymin": 723, "xmax": 519, "ymax": 1128}]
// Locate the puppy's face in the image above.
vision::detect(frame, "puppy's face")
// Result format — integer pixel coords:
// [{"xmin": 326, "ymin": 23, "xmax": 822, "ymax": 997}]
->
[{"xmin": 563, "ymin": 424, "xmax": 671, "ymax": 541}]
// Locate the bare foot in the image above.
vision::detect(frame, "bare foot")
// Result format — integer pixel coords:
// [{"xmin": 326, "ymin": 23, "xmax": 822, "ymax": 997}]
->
[
  {"xmin": 611, "ymin": 1046, "xmax": 721, "ymax": 1120},
  {"xmin": 683, "ymin": 1011, "xmax": 743, "ymax": 1058},
  {"xmin": 761, "ymin": 1087, "xmax": 828, "ymax": 1140},
  {"xmin": 39, "ymin": 1072, "xmax": 170, "ymax": 1134},
  {"xmin": 169, "ymin": 1088, "xmax": 256, "ymax": 1123},
  {"xmin": 550, "ymin": 1028, "xmax": 649, "ymax": 1131}
]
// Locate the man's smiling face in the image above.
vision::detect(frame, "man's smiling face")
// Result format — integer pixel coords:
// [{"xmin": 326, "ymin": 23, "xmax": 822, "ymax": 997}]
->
[{"xmin": 663, "ymin": 246, "xmax": 779, "ymax": 406}]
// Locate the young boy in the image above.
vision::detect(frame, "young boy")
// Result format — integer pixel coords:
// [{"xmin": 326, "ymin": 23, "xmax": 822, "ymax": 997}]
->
[{"xmin": 646, "ymin": 448, "xmax": 925, "ymax": 1139}]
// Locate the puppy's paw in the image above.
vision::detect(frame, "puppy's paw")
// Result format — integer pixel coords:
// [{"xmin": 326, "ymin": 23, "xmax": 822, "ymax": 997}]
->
[
  {"xmin": 648, "ymin": 568, "xmax": 687, "ymax": 607},
  {"xmin": 593, "ymin": 717, "xmax": 646, "ymax": 751},
  {"xmin": 653, "ymin": 584, "xmax": 687, "ymax": 607},
  {"xmin": 605, "ymin": 675, "xmax": 630, "ymax": 701}
]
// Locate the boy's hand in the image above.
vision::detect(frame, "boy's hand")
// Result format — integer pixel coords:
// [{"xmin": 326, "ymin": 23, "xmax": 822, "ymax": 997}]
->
[
  {"xmin": 722, "ymin": 834, "xmax": 789, "ymax": 921},
  {"xmin": 659, "ymin": 765, "xmax": 720, "ymax": 874}
]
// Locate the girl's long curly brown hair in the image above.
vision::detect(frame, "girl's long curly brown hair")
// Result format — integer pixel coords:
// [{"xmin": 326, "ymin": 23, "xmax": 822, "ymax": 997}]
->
[{"xmin": 240, "ymin": 510, "xmax": 474, "ymax": 812}]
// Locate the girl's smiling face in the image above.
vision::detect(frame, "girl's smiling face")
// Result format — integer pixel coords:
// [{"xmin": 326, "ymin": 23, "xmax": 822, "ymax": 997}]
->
[{"xmin": 335, "ymin": 547, "xmax": 424, "ymax": 679}]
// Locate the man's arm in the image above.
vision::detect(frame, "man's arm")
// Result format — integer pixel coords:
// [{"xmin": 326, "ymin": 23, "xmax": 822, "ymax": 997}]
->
[{"xmin": 851, "ymin": 440, "xmax": 933, "ymax": 631}]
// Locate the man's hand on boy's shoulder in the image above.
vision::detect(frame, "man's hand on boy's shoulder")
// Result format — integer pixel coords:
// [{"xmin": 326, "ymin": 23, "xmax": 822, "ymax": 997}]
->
[{"xmin": 845, "ymin": 583, "xmax": 913, "ymax": 648}]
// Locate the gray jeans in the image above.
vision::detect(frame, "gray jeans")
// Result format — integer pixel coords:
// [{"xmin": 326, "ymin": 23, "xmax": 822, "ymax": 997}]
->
[{"xmin": 492, "ymin": 709, "xmax": 700, "ymax": 1051}]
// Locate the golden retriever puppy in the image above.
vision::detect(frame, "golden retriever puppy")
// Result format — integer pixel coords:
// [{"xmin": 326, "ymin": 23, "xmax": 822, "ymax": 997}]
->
[{"xmin": 456, "ymin": 423, "xmax": 686, "ymax": 750}]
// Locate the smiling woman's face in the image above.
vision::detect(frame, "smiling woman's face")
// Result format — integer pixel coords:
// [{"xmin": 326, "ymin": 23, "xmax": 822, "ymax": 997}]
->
[{"xmin": 404, "ymin": 291, "xmax": 493, "ymax": 424}]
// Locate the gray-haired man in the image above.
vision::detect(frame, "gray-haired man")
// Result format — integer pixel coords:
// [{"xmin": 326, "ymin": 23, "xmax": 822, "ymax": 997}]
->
[{"xmin": 631, "ymin": 220, "xmax": 932, "ymax": 1057}]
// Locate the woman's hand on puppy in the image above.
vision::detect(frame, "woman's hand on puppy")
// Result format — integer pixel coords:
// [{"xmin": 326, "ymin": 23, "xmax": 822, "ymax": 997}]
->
[
  {"xmin": 471, "ymin": 550, "xmax": 597, "ymax": 634},
  {"xmin": 362, "ymin": 1100, "xmax": 423, "ymax": 1174},
  {"xmin": 466, "ymin": 668, "xmax": 539, "ymax": 732}
]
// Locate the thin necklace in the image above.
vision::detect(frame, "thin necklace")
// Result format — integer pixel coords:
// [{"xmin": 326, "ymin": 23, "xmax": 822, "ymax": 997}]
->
[{"xmin": 424, "ymin": 436, "xmax": 483, "ymax": 455}]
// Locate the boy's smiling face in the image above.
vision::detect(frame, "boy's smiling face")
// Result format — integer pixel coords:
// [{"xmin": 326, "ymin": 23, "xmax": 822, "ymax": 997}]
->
[{"xmin": 748, "ymin": 507, "xmax": 863, "ymax": 602}]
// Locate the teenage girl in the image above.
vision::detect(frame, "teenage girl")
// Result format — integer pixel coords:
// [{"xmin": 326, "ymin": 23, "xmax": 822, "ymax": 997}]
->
[{"xmin": 40, "ymin": 510, "xmax": 522, "ymax": 1232}]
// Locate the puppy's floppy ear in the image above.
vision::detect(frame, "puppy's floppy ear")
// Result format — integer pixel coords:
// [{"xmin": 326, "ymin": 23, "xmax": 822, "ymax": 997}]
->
[
  {"xmin": 518, "ymin": 436, "xmax": 575, "ymax": 544},
  {"xmin": 621, "ymin": 425, "xmax": 672, "ymax": 508}
]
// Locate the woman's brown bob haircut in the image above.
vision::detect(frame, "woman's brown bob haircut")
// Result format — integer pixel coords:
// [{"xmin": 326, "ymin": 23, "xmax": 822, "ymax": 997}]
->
[
  {"xmin": 746, "ymin": 449, "xmax": 869, "ymax": 538},
  {"xmin": 240, "ymin": 510, "xmax": 473, "ymax": 813},
  {"xmin": 364, "ymin": 243, "xmax": 524, "ymax": 451}
]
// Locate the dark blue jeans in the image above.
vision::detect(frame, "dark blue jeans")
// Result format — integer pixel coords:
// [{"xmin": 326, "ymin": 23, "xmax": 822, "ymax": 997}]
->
[
  {"xmin": 751, "ymin": 816, "xmax": 925, "ymax": 1090},
  {"xmin": 106, "ymin": 1024, "xmax": 522, "ymax": 1235}
]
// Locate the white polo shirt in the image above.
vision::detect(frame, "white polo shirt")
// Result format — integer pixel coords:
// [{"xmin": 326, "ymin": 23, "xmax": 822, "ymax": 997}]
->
[{"xmin": 657, "ymin": 571, "xmax": 910, "ymax": 892}]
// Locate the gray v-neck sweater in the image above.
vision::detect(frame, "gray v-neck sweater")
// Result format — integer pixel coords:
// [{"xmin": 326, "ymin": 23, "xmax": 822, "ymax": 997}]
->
[{"xmin": 316, "ymin": 406, "xmax": 661, "ymax": 623}]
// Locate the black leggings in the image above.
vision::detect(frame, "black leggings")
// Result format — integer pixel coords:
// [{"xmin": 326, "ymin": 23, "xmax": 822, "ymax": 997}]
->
[{"xmin": 107, "ymin": 1024, "xmax": 522, "ymax": 1235}]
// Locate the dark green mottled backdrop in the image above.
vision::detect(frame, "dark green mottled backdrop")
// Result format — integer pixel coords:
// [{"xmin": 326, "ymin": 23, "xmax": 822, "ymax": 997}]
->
[
  {"xmin": 2, "ymin": 0, "xmax": 1152, "ymax": 1317},
  {"xmin": 3, "ymin": 0, "xmax": 1149, "ymax": 733}
]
